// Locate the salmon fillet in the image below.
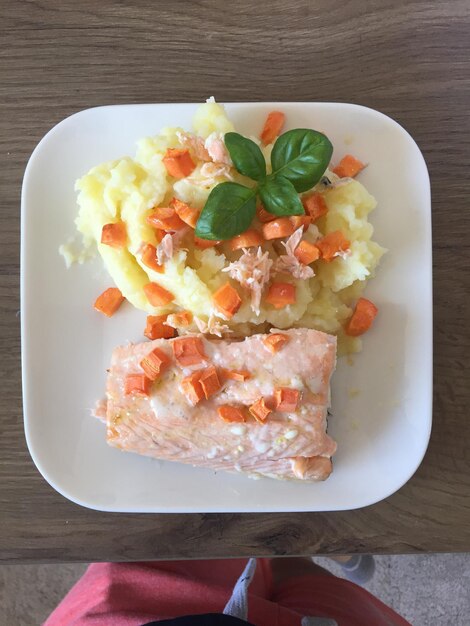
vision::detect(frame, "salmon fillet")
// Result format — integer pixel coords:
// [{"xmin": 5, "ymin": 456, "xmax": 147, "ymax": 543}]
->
[{"xmin": 105, "ymin": 328, "xmax": 337, "ymax": 481}]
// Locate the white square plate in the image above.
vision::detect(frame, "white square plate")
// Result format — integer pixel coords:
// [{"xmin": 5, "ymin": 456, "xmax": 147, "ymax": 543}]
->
[{"xmin": 21, "ymin": 102, "xmax": 432, "ymax": 512}]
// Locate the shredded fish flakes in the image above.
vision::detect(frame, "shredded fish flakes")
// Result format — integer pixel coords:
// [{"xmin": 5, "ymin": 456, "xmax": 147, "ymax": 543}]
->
[{"xmin": 223, "ymin": 247, "xmax": 273, "ymax": 315}]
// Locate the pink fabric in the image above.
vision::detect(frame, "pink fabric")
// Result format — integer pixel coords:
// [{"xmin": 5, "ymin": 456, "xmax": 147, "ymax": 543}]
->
[{"xmin": 44, "ymin": 559, "xmax": 411, "ymax": 626}]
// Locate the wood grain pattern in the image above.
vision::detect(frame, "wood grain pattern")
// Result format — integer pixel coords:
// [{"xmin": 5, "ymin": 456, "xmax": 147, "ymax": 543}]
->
[{"xmin": 1, "ymin": 0, "xmax": 469, "ymax": 563}]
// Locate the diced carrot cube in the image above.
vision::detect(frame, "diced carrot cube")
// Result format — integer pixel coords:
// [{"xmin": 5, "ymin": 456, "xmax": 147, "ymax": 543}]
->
[
  {"xmin": 333, "ymin": 154, "xmax": 366, "ymax": 178},
  {"xmin": 144, "ymin": 315, "xmax": 176, "ymax": 340},
  {"xmin": 171, "ymin": 198, "xmax": 200, "ymax": 228},
  {"xmin": 172, "ymin": 336, "xmax": 207, "ymax": 367},
  {"xmin": 213, "ymin": 282, "xmax": 242, "ymax": 318},
  {"xmin": 265, "ymin": 282, "xmax": 296, "ymax": 309},
  {"xmin": 302, "ymin": 193, "xmax": 328, "ymax": 222},
  {"xmin": 143, "ymin": 282, "xmax": 175, "ymax": 306},
  {"xmin": 249, "ymin": 397, "xmax": 272, "ymax": 423},
  {"xmin": 294, "ymin": 240, "xmax": 321, "ymax": 265},
  {"xmin": 101, "ymin": 222, "xmax": 127, "ymax": 248},
  {"xmin": 94, "ymin": 287, "xmax": 125, "ymax": 317},
  {"xmin": 274, "ymin": 387, "xmax": 300, "ymax": 412},
  {"xmin": 218, "ymin": 405, "xmax": 247, "ymax": 423},
  {"xmin": 228, "ymin": 229, "xmax": 264, "ymax": 251},
  {"xmin": 146, "ymin": 207, "xmax": 186, "ymax": 231},
  {"xmin": 261, "ymin": 217, "xmax": 295, "ymax": 240},
  {"xmin": 198, "ymin": 365, "xmax": 221, "ymax": 399},
  {"xmin": 345, "ymin": 297, "xmax": 378, "ymax": 337},
  {"xmin": 262, "ymin": 333, "xmax": 289, "ymax": 353},
  {"xmin": 316, "ymin": 231, "xmax": 350, "ymax": 262},
  {"xmin": 194, "ymin": 236, "xmax": 221, "ymax": 249},
  {"xmin": 141, "ymin": 243, "xmax": 164, "ymax": 273},
  {"xmin": 260, "ymin": 111, "xmax": 286, "ymax": 145},
  {"xmin": 257, "ymin": 204, "xmax": 276, "ymax": 223},
  {"xmin": 163, "ymin": 148, "xmax": 196, "ymax": 178},
  {"xmin": 290, "ymin": 215, "xmax": 312, "ymax": 231},
  {"xmin": 124, "ymin": 374, "xmax": 152, "ymax": 396},
  {"xmin": 219, "ymin": 368, "xmax": 251, "ymax": 382},
  {"xmin": 140, "ymin": 347, "xmax": 171, "ymax": 381},
  {"xmin": 181, "ymin": 371, "xmax": 204, "ymax": 406}
]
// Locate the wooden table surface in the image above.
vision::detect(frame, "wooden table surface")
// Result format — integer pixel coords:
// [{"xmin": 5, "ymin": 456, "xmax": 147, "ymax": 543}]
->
[{"xmin": 1, "ymin": 0, "xmax": 469, "ymax": 563}]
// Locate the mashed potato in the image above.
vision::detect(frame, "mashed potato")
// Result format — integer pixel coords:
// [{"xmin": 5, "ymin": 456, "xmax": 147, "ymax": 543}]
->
[{"xmin": 68, "ymin": 98, "xmax": 385, "ymax": 354}]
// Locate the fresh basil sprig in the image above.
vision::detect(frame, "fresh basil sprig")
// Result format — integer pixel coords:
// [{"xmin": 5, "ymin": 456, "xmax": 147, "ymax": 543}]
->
[{"xmin": 195, "ymin": 128, "xmax": 332, "ymax": 240}]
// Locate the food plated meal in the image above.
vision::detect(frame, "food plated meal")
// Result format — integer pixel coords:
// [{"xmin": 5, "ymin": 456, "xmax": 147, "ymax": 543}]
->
[
  {"xmin": 63, "ymin": 99, "xmax": 385, "ymax": 482},
  {"xmin": 22, "ymin": 100, "xmax": 432, "ymax": 510}
]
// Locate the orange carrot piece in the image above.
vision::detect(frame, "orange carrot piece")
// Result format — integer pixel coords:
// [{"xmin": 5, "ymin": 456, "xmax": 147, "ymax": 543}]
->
[
  {"xmin": 146, "ymin": 207, "xmax": 186, "ymax": 231},
  {"xmin": 141, "ymin": 243, "xmax": 164, "ymax": 273},
  {"xmin": 302, "ymin": 193, "xmax": 328, "ymax": 222},
  {"xmin": 333, "ymin": 154, "xmax": 366, "ymax": 178},
  {"xmin": 124, "ymin": 374, "xmax": 152, "ymax": 396},
  {"xmin": 213, "ymin": 282, "xmax": 242, "ymax": 318},
  {"xmin": 198, "ymin": 365, "xmax": 221, "ymax": 399},
  {"xmin": 220, "ymin": 368, "xmax": 251, "ymax": 382},
  {"xmin": 290, "ymin": 215, "xmax": 312, "ymax": 231},
  {"xmin": 265, "ymin": 282, "xmax": 296, "ymax": 309},
  {"xmin": 249, "ymin": 397, "xmax": 272, "ymax": 423},
  {"xmin": 143, "ymin": 282, "xmax": 175, "ymax": 306},
  {"xmin": 274, "ymin": 387, "xmax": 300, "ymax": 412},
  {"xmin": 144, "ymin": 315, "xmax": 176, "ymax": 340},
  {"xmin": 228, "ymin": 229, "xmax": 263, "ymax": 251},
  {"xmin": 260, "ymin": 111, "xmax": 286, "ymax": 145},
  {"xmin": 194, "ymin": 236, "xmax": 221, "ymax": 249},
  {"xmin": 181, "ymin": 371, "xmax": 204, "ymax": 406},
  {"xmin": 218, "ymin": 405, "xmax": 247, "ymax": 423},
  {"xmin": 262, "ymin": 217, "xmax": 295, "ymax": 240},
  {"xmin": 163, "ymin": 148, "xmax": 196, "ymax": 178},
  {"xmin": 172, "ymin": 336, "xmax": 207, "ymax": 367},
  {"xmin": 263, "ymin": 333, "xmax": 289, "ymax": 353},
  {"xmin": 101, "ymin": 222, "xmax": 127, "ymax": 248},
  {"xmin": 140, "ymin": 347, "xmax": 171, "ymax": 381},
  {"xmin": 345, "ymin": 297, "xmax": 378, "ymax": 337},
  {"xmin": 294, "ymin": 240, "xmax": 321, "ymax": 265},
  {"xmin": 316, "ymin": 231, "xmax": 350, "ymax": 262},
  {"xmin": 257, "ymin": 204, "xmax": 276, "ymax": 223},
  {"xmin": 171, "ymin": 197, "xmax": 200, "ymax": 228},
  {"xmin": 94, "ymin": 287, "xmax": 125, "ymax": 317}
]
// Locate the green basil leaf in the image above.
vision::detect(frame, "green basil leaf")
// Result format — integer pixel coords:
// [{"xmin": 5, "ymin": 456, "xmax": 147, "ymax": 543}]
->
[
  {"xmin": 271, "ymin": 129, "xmax": 333, "ymax": 193},
  {"xmin": 258, "ymin": 177, "xmax": 304, "ymax": 216},
  {"xmin": 224, "ymin": 132, "xmax": 267, "ymax": 181},
  {"xmin": 195, "ymin": 182, "xmax": 256, "ymax": 240}
]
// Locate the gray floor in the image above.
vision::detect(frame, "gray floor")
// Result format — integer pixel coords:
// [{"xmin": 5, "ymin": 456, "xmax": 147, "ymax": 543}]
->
[{"xmin": 0, "ymin": 554, "xmax": 468, "ymax": 625}]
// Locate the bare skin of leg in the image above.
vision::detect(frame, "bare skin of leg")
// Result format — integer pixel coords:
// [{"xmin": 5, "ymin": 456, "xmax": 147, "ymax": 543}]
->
[
  {"xmin": 270, "ymin": 557, "xmax": 333, "ymax": 585},
  {"xmin": 329, "ymin": 555, "xmax": 353, "ymax": 564}
]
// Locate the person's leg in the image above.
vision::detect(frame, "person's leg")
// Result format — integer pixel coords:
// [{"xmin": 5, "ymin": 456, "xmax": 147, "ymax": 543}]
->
[
  {"xmin": 270, "ymin": 557, "xmax": 411, "ymax": 626},
  {"xmin": 144, "ymin": 558, "xmax": 271, "ymax": 595},
  {"xmin": 271, "ymin": 557, "xmax": 333, "ymax": 585},
  {"xmin": 44, "ymin": 559, "xmax": 273, "ymax": 626}
]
